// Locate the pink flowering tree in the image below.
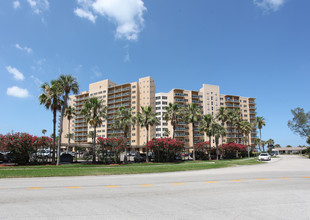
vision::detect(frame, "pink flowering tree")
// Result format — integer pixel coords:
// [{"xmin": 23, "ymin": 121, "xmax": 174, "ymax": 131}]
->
[
  {"xmin": 146, "ymin": 138, "xmax": 185, "ymax": 162},
  {"xmin": 219, "ymin": 142, "xmax": 247, "ymax": 159},
  {"xmin": 194, "ymin": 141, "xmax": 210, "ymax": 160},
  {"xmin": 97, "ymin": 137, "xmax": 126, "ymax": 164}
]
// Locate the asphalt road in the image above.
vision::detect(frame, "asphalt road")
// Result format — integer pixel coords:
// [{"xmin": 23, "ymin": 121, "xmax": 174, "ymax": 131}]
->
[{"xmin": 1, "ymin": 155, "xmax": 310, "ymax": 220}]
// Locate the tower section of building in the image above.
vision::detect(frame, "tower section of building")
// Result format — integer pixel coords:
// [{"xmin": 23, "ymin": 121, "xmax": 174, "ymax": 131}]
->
[
  {"xmin": 166, "ymin": 89, "xmax": 204, "ymax": 147},
  {"xmin": 155, "ymin": 93, "xmax": 169, "ymax": 138},
  {"xmin": 62, "ymin": 76, "xmax": 156, "ymax": 148}
]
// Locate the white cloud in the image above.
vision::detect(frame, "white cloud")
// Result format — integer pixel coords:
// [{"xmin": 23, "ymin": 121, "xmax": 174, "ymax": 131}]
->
[
  {"xmin": 92, "ymin": 66, "xmax": 102, "ymax": 78},
  {"xmin": 27, "ymin": 0, "xmax": 49, "ymax": 14},
  {"xmin": 253, "ymin": 0, "xmax": 286, "ymax": 11},
  {"xmin": 7, "ymin": 86, "xmax": 30, "ymax": 98},
  {"xmin": 74, "ymin": 0, "xmax": 147, "ymax": 40},
  {"xmin": 13, "ymin": 1, "xmax": 21, "ymax": 9},
  {"xmin": 6, "ymin": 66, "xmax": 25, "ymax": 81},
  {"xmin": 74, "ymin": 8, "xmax": 97, "ymax": 23},
  {"xmin": 15, "ymin": 43, "xmax": 33, "ymax": 54},
  {"xmin": 30, "ymin": 75, "xmax": 43, "ymax": 87}
]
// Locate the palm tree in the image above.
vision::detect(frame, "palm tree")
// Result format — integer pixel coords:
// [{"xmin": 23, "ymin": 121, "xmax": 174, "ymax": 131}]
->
[
  {"xmin": 137, "ymin": 106, "xmax": 160, "ymax": 162},
  {"xmin": 163, "ymin": 103, "xmax": 179, "ymax": 139},
  {"xmin": 199, "ymin": 114, "xmax": 214, "ymax": 160},
  {"xmin": 56, "ymin": 75, "xmax": 79, "ymax": 166},
  {"xmin": 211, "ymin": 122, "xmax": 226, "ymax": 160},
  {"xmin": 266, "ymin": 139, "xmax": 275, "ymax": 152},
  {"xmin": 42, "ymin": 129, "xmax": 47, "ymax": 135},
  {"xmin": 65, "ymin": 105, "xmax": 76, "ymax": 147},
  {"xmin": 182, "ymin": 103, "xmax": 202, "ymax": 161},
  {"xmin": 240, "ymin": 120, "xmax": 252, "ymax": 158},
  {"xmin": 239, "ymin": 121, "xmax": 252, "ymax": 145},
  {"xmin": 255, "ymin": 116, "xmax": 266, "ymax": 152},
  {"xmin": 81, "ymin": 97, "xmax": 107, "ymax": 163},
  {"xmin": 113, "ymin": 106, "xmax": 136, "ymax": 163},
  {"xmin": 216, "ymin": 107, "xmax": 228, "ymax": 146},
  {"xmin": 226, "ymin": 109, "xmax": 242, "ymax": 143},
  {"xmin": 39, "ymin": 80, "xmax": 62, "ymax": 163}
]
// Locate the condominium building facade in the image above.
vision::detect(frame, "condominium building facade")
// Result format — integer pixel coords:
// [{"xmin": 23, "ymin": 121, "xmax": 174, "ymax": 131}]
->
[
  {"xmin": 155, "ymin": 84, "xmax": 257, "ymax": 147},
  {"xmin": 62, "ymin": 76, "xmax": 156, "ymax": 147}
]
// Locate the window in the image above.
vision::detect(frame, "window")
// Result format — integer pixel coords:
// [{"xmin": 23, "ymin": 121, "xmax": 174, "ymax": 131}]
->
[
  {"xmin": 132, "ymin": 140, "xmax": 135, "ymax": 143},
  {"xmin": 132, "ymin": 96, "xmax": 136, "ymax": 99},
  {"xmin": 244, "ymin": 105, "xmax": 247, "ymax": 107},
  {"xmin": 162, "ymin": 96, "xmax": 167, "ymax": 100},
  {"xmin": 244, "ymin": 110, "xmax": 247, "ymax": 112},
  {"xmin": 211, "ymin": 101, "xmax": 213, "ymax": 105},
  {"xmin": 156, "ymin": 102, "xmax": 161, "ymax": 105},
  {"xmin": 243, "ymin": 100, "xmax": 246, "ymax": 103},
  {"xmin": 103, "ymin": 90, "xmax": 106, "ymax": 93},
  {"xmin": 132, "ymin": 101, "xmax": 136, "ymax": 104},
  {"xmin": 132, "ymin": 133, "xmax": 135, "ymax": 136},
  {"xmin": 132, "ymin": 127, "xmax": 135, "ymax": 131},
  {"xmin": 132, "ymin": 106, "xmax": 136, "ymax": 109},
  {"xmin": 156, "ymin": 107, "xmax": 161, "ymax": 110},
  {"xmin": 156, "ymin": 128, "xmax": 161, "ymax": 131},
  {"xmin": 132, "ymin": 85, "xmax": 136, "ymax": 88},
  {"xmin": 132, "ymin": 91, "xmax": 136, "ymax": 94},
  {"xmin": 162, "ymin": 101, "xmax": 167, "ymax": 105},
  {"xmin": 163, "ymin": 123, "xmax": 168, "ymax": 126},
  {"xmin": 212, "ymin": 107, "xmax": 214, "ymax": 110},
  {"xmin": 156, "ymin": 96, "xmax": 160, "ymax": 100}
]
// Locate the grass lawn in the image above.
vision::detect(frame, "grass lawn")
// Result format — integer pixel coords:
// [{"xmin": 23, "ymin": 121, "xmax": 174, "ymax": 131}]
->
[{"xmin": 0, "ymin": 158, "xmax": 263, "ymax": 178}]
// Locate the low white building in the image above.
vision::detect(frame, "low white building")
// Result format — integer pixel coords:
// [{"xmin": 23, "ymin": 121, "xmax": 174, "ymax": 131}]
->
[{"xmin": 272, "ymin": 147, "xmax": 307, "ymax": 154}]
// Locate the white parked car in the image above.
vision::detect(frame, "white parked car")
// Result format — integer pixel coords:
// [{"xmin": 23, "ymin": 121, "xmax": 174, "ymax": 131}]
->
[{"xmin": 258, "ymin": 153, "xmax": 271, "ymax": 161}]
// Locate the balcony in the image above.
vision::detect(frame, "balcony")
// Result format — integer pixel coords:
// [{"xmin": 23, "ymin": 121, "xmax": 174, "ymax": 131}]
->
[
  {"xmin": 175, "ymin": 132, "xmax": 185, "ymax": 137},
  {"xmin": 226, "ymin": 99, "xmax": 239, "ymax": 103},
  {"xmin": 108, "ymin": 92, "xmax": 130, "ymax": 99},
  {"xmin": 108, "ymin": 87, "xmax": 131, "ymax": 94},
  {"xmin": 174, "ymin": 93, "xmax": 185, "ymax": 97},
  {"xmin": 175, "ymin": 99, "xmax": 186, "ymax": 102}
]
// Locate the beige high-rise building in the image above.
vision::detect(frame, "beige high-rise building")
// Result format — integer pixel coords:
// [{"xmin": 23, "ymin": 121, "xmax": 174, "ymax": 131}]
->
[
  {"xmin": 156, "ymin": 83, "xmax": 257, "ymax": 148},
  {"xmin": 62, "ymin": 76, "xmax": 156, "ymax": 149}
]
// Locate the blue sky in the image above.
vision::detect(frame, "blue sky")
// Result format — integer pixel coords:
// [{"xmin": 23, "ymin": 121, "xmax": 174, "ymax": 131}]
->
[{"xmin": 0, "ymin": 0, "xmax": 309, "ymax": 147}]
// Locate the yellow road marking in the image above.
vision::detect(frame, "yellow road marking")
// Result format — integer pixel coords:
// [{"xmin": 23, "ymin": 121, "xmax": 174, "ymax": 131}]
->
[
  {"xmin": 232, "ymin": 180, "xmax": 244, "ymax": 182},
  {"xmin": 303, "ymin": 176, "xmax": 310, "ymax": 178},
  {"xmin": 204, "ymin": 181, "xmax": 218, "ymax": 183},
  {"xmin": 27, "ymin": 187, "xmax": 42, "ymax": 190},
  {"xmin": 172, "ymin": 183, "xmax": 184, "ymax": 185},
  {"xmin": 140, "ymin": 184, "xmax": 153, "ymax": 187},
  {"xmin": 105, "ymin": 185, "xmax": 119, "ymax": 188},
  {"xmin": 67, "ymin": 186, "xmax": 81, "ymax": 189},
  {"xmin": 280, "ymin": 177, "xmax": 291, "ymax": 179},
  {"xmin": 256, "ymin": 178, "xmax": 268, "ymax": 180}
]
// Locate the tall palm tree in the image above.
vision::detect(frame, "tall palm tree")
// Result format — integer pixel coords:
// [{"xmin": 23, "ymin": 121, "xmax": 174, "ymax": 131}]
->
[
  {"xmin": 266, "ymin": 139, "xmax": 275, "ymax": 152},
  {"xmin": 182, "ymin": 103, "xmax": 202, "ymax": 161},
  {"xmin": 239, "ymin": 121, "xmax": 252, "ymax": 145},
  {"xmin": 199, "ymin": 114, "xmax": 214, "ymax": 160},
  {"xmin": 56, "ymin": 75, "xmax": 79, "ymax": 166},
  {"xmin": 226, "ymin": 109, "xmax": 242, "ymax": 143},
  {"xmin": 163, "ymin": 103, "xmax": 179, "ymax": 139},
  {"xmin": 137, "ymin": 106, "xmax": 160, "ymax": 162},
  {"xmin": 255, "ymin": 116, "xmax": 266, "ymax": 152},
  {"xmin": 81, "ymin": 97, "xmax": 107, "ymax": 163},
  {"xmin": 39, "ymin": 80, "xmax": 62, "ymax": 163},
  {"xmin": 65, "ymin": 105, "xmax": 76, "ymax": 147},
  {"xmin": 113, "ymin": 106, "xmax": 136, "ymax": 163},
  {"xmin": 211, "ymin": 122, "xmax": 226, "ymax": 160},
  {"xmin": 216, "ymin": 107, "xmax": 228, "ymax": 146}
]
